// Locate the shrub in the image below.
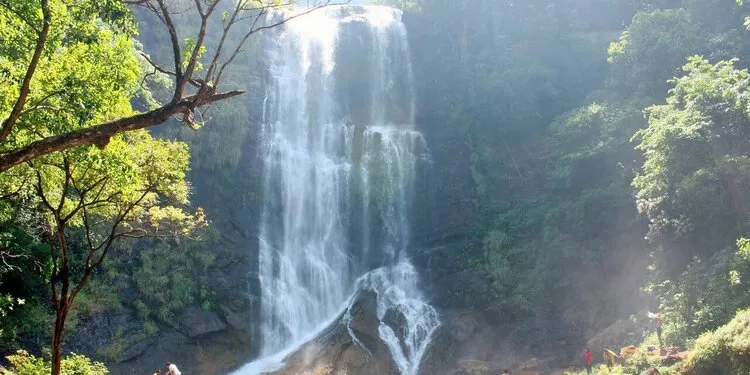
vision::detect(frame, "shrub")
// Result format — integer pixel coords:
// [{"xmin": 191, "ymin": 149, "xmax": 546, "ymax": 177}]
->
[
  {"xmin": 5, "ymin": 350, "xmax": 108, "ymax": 375},
  {"xmin": 682, "ymin": 309, "xmax": 750, "ymax": 375}
]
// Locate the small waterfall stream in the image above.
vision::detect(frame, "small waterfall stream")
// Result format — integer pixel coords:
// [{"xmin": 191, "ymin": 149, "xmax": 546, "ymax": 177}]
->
[{"xmin": 232, "ymin": 6, "xmax": 438, "ymax": 375}]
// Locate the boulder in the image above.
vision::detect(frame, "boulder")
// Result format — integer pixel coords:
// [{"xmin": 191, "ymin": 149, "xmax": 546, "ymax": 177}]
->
[
  {"xmin": 109, "ymin": 329, "xmax": 254, "ymax": 375},
  {"xmin": 267, "ymin": 290, "xmax": 398, "ymax": 375},
  {"xmin": 65, "ymin": 304, "xmax": 257, "ymax": 374},
  {"xmin": 176, "ymin": 307, "xmax": 229, "ymax": 338},
  {"xmin": 660, "ymin": 351, "xmax": 688, "ymax": 365},
  {"xmin": 382, "ymin": 305, "xmax": 409, "ymax": 356},
  {"xmin": 620, "ymin": 345, "xmax": 638, "ymax": 359},
  {"xmin": 517, "ymin": 357, "xmax": 539, "ymax": 371},
  {"xmin": 548, "ymin": 367, "xmax": 579, "ymax": 375},
  {"xmin": 585, "ymin": 311, "xmax": 651, "ymax": 356},
  {"xmin": 219, "ymin": 296, "xmax": 253, "ymax": 332},
  {"xmin": 65, "ymin": 310, "xmax": 153, "ymax": 363},
  {"xmin": 510, "ymin": 357, "xmax": 548, "ymax": 375},
  {"xmin": 419, "ymin": 310, "xmax": 519, "ymax": 375},
  {"xmin": 453, "ymin": 359, "xmax": 495, "ymax": 375}
]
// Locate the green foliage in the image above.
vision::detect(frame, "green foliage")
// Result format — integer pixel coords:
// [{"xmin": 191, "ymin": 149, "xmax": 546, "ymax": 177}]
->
[
  {"xmin": 631, "ymin": 56, "xmax": 750, "ymax": 346},
  {"xmin": 94, "ymin": 336, "xmax": 123, "ymax": 363},
  {"xmin": 546, "ymin": 102, "xmax": 643, "ymax": 188},
  {"xmin": 650, "ymin": 238, "xmax": 750, "ymax": 346},
  {"xmin": 607, "ymin": 9, "xmax": 703, "ymax": 100},
  {"xmin": 479, "ymin": 229, "xmax": 536, "ymax": 316},
  {"xmin": 126, "ymin": 231, "xmax": 220, "ymax": 324},
  {"xmin": 5, "ymin": 350, "xmax": 108, "ymax": 375},
  {"xmin": 412, "ymin": 0, "xmax": 652, "ymax": 326},
  {"xmin": 170, "ymin": 104, "xmax": 252, "ymax": 172},
  {"xmin": 634, "ymin": 57, "xmax": 750, "ymax": 269},
  {"xmin": 0, "ymin": 0, "xmax": 145, "ymax": 152},
  {"xmin": 683, "ymin": 309, "xmax": 750, "ymax": 375},
  {"xmin": 0, "ymin": 226, "xmax": 51, "ymax": 352}
]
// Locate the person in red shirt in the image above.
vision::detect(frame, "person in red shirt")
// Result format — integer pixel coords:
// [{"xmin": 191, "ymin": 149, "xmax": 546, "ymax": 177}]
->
[{"xmin": 583, "ymin": 348, "xmax": 593, "ymax": 374}]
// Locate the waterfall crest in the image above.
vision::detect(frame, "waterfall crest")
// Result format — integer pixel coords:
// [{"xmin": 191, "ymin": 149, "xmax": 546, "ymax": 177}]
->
[{"xmin": 233, "ymin": 6, "xmax": 438, "ymax": 374}]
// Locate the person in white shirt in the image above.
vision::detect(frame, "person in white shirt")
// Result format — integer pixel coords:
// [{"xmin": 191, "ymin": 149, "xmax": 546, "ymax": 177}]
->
[{"xmin": 165, "ymin": 361, "xmax": 181, "ymax": 375}]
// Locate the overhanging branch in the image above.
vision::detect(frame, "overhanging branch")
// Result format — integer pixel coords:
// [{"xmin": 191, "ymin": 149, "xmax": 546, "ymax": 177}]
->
[{"xmin": 0, "ymin": 90, "xmax": 244, "ymax": 172}]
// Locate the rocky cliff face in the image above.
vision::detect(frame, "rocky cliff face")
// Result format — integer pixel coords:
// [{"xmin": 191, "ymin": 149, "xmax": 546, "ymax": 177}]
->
[{"xmin": 67, "ymin": 307, "xmax": 254, "ymax": 375}]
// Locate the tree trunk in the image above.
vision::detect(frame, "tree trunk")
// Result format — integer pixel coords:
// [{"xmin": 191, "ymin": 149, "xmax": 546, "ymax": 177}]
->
[{"xmin": 51, "ymin": 302, "xmax": 68, "ymax": 375}]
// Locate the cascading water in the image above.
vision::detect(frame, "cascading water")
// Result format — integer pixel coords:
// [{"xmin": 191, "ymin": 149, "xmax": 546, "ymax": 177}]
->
[{"xmin": 232, "ymin": 6, "xmax": 438, "ymax": 375}]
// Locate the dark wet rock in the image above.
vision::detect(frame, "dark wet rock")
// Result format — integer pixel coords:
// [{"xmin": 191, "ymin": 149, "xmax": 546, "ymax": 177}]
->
[
  {"xmin": 109, "ymin": 329, "xmax": 254, "ymax": 375},
  {"xmin": 453, "ymin": 359, "xmax": 503, "ymax": 375},
  {"xmin": 518, "ymin": 357, "xmax": 540, "ymax": 372},
  {"xmin": 268, "ymin": 290, "xmax": 398, "ymax": 375},
  {"xmin": 585, "ymin": 310, "xmax": 652, "ymax": 355},
  {"xmin": 419, "ymin": 309, "xmax": 588, "ymax": 374},
  {"xmin": 419, "ymin": 310, "xmax": 503, "ymax": 375},
  {"xmin": 119, "ymin": 336, "xmax": 157, "ymax": 363},
  {"xmin": 382, "ymin": 305, "xmax": 408, "ymax": 339},
  {"xmin": 347, "ymin": 290, "xmax": 382, "ymax": 342},
  {"xmin": 220, "ymin": 297, "xmax": 253, "ymax": 332},
  {"xmin": 176, "ymin": 307, "xmax": 228, "ymax": 338},
  {"xmin": 64, "ymin": 304, "xmax": 254, "ymax": 374},
  {"xmin": 65, "ymin": 310, "xmax": 152, "ymax": 363}
]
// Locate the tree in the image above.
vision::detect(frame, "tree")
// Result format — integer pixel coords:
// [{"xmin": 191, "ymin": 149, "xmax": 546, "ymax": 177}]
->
[
  {"xmin": 634, "ymin": 57, "xmax": 750, "ymax": 269},
  {"xmin": 607, "ymin": 9, "xmax": 703, "ymax": 101},
  {"xmin": 633, "ymin": 57, "xmax": 750, "ymax": 339},
  {"xmin": 22, "ymin": 131, "xmax": 206, "ymax": 375},
  {"xmin": 0, "ymin": 0, "xmax": 337, "ymax": 173}
]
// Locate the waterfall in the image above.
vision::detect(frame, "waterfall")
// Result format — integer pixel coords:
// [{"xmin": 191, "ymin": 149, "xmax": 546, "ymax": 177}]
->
[{"xmin": 232, "ymin": 6, "xmax": 438, "ymax": 375}]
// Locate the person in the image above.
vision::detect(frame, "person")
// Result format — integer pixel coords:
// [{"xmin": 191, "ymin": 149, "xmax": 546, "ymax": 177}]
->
[
  {"xmin": 152, "ymin": 371, "xmax": 161, "ymax": 375},
  {"xmin": 583, "ymin": 348, "xmax": 593, "ymax": 374},
  {"xmin": 603, "ymin": 348, "xmax": 618, "ymax": 368},
  {"xmin": 654, "ymin": 314, "xmax": 663, "ymax": 348},
  {"xmin": 503, "ymin": 369, "xmax": 511, "ymax": 375},
  {"xmin": 165, "ymin": 362, "xmax": 181, "ymax": 375}
]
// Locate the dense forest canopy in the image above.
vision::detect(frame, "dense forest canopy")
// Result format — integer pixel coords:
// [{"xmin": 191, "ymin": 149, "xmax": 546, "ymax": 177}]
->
[{"xmin": 1, "ymin": 0, "xmax": 750, "ymax": 374}]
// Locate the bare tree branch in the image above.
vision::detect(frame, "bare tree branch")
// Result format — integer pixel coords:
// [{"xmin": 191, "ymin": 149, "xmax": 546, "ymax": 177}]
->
[
  {"xmin": 139, "ymin": 52, "xmax": 201, "ymax": 88},
  {"xmin": 177, "ymin": 5, "xmax": 210, "ymax": 98},
  {"xmin": 0, "ymin": 90, "xmax": 244, "ymax": 172},
  {"xmin": 68, "ymin": 186, "xmax": 153, "ymax": 303},
  {"xmin": 139, "ymin": 52, "xmax": 175, "ymax": 76},
  {"xmin": 216, "ymin": 0, "xmax": 337, "ymax": 85},
  {"xmin": 205, "ymin": 0, "xmax": 244, "ymax": 81},
  {"xmin": 155, "ymin": 0, "xmax": 183, "ymax": 99}
]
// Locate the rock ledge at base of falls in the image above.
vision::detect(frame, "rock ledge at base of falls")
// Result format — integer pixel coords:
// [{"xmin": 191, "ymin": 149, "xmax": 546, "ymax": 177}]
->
[
  {"xmin": 176, "ymin": 307, "xmax": 229, "ymax": 338},
  {"xmin": 263, "ymin": 290, "xmax": 399, "ymax": 375}
]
